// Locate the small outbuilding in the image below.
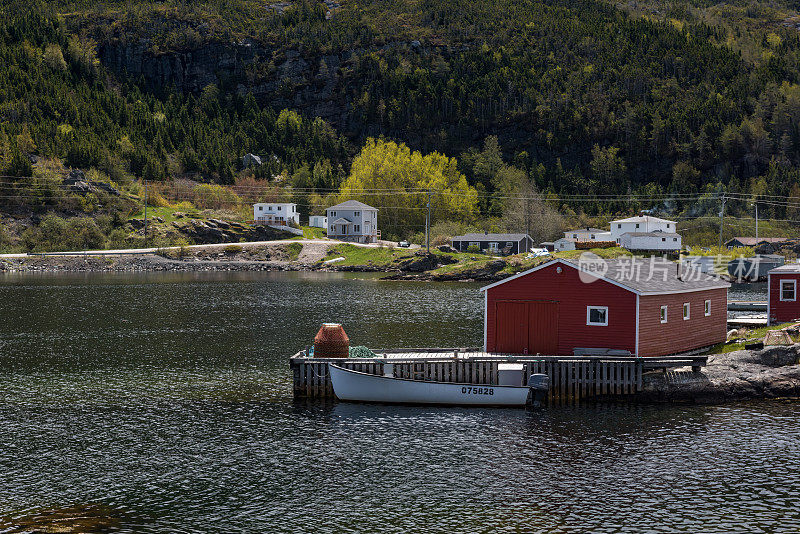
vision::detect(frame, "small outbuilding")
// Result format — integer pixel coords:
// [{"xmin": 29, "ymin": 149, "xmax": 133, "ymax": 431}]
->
[
  {"xmin": 309, "ymin": 215, "xmax": 328, "ymax": 228},
  {"xmin": 553, "ymin": 237, "xmax": 577, "ymax": 251},
  {"xmin": 481, "ymin": 258, "xmax": 729, "ymax": 356},
  {"xmin": 767, "ymin": 264, "xmax": 800, "ymax": 323}
]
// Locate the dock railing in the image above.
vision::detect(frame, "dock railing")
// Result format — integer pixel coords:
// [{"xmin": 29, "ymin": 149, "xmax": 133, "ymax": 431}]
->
[{"xmin": 290, "ymin": 350, "xmax": 708, "ymax": 403}]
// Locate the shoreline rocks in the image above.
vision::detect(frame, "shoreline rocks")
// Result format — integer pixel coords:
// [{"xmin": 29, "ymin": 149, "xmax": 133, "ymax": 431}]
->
[{"xmin": 636, "ymin": 345, "xmax": 800, "ymax": 404}]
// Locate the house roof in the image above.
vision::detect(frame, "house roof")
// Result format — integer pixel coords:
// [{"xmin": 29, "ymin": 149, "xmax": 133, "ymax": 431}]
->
[
  {"xmin": 481, "ymin": 257, "xmax": 729, "ymax": 295},
  {"xmin": 768, "ymin": 263, "xmax": 800, "ymax": 274},
  {"xmin": 554, "ymin": 237, "xmax": 577, "ymax": 243},
  {"xmin": 622, "ymin": 232, "xmax": 681, "ymax": 238},
  {"xmin": 253, "ymin": 202, "xmax": 295, "ymax": 207},
  {"xmin": 451, "ymin": 233, "xmax": 531, "ymax": 242},
  {"xmin": 566, "ymin": 227, "xmax": 606, "ymax": 233},
  {"xmin": 327, "ymin": 200, "xmax": 378, "ymax": 211},
  {"xmin": 611, "ymin": 215, "xmax": 677, "ymax": 225},
  {"xmin": 726, "ymin": 237, "xmax": 787, "ymax": 246},
  {"xmin": 330, "ymin": 217, "xmax": 353, "ymax": 225}
]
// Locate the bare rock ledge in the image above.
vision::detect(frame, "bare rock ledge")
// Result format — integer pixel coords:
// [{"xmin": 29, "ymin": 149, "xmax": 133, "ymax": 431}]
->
[{"xmin": 637, "ymin": 345, "xmax": 800, "ymax": 403}]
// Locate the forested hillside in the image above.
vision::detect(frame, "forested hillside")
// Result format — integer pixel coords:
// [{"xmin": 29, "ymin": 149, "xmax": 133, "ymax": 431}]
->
[{"xmin": 3, "ymin": 0, "xmax": 800, "ymax": 249}]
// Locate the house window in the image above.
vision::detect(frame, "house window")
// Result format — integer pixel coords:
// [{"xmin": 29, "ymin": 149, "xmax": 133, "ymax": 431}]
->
[
  {"xmin": 662, "ymin": 238, "xmax": 666, "ymax": 242},
  {"xmin": 332, "ymin": 211, "xmax": 336, "ymax": 217},
  {"xmin": 355, "ymin": 211, "xmax": 360, "ymax": 216},
  {"xmin": 354, "ymin": 224, "xmax": 360, "ymax": 232},
  {"xmin": 586, "ymin": 306, "xmax": 608, "ymax": 326},
  {"xmin": 469, "ymin": 241, "xmax": 479, "ymax": 248},
  {"xmin": 573, "ymin": 234, "xmax": 577, "ymax": 238},
  {"xmin": 673, "ymin": 238, "xmax": 677, "ymax": 242},
  {"xmin": 489, "ymin": 242, "xmax": 499, "ymax": 252},
  {"xmin": 506, "ymin": 242, "xmax": 513, "ymax": 247},
  {"xmin": 258, "ymin": 206, "xmax": 263, "ymax": 211},
  {"xmin": 704, "ymin": 300, "xmax": 711, "ymax": 316},
  {"xmin": 683, "ymin": 302, "xmax": 690, "ymax": 320},
  {"xmin": 591, "ymin": 235, "xmax": 595, "ymax": 239},
  {"xmin": 636, "ymin": 223, "xmax": 640, "ymax": 228},
  {"xmin": 278, "ymin": 206, "xmax": 282, "ymax": 211},
  {"xmin": 781, "ymin": 280, "xmax": 796, "ymax": 301},
  {"xmin": 660, "ymin": 305, "xmax": 668, "ymax": 324}
]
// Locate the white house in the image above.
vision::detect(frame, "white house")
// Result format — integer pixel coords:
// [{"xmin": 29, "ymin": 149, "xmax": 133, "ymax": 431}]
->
[
  {"xmin": 326, "ymin": 200, "xmax": 379, "ymax": 243},
  {"xmin": 563, "ymin": 227, "xmax": 613, "ymax": 242},
  {"xmin": 618, "ymin": 231, "xmax": 682, "ymax": 252},
  {"xmin": 554, "ymin": 238, "xmax": 577, "ymax": 251},
  {"xmin": 309, "ymin": 215, "xmax": 328, "ymax": 228},
  {"xmin": 610, "ymin": 215, "xmax": 677, "ymax": 240},
  {"xmin": 253, "ymin": 202, "xmax": 300, "ymax": 226}
]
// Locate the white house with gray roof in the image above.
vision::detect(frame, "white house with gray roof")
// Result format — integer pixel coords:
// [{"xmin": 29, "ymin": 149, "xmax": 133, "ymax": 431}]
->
[
  {"xmin": 610, "ymin": 215, "xmax": 677, "ymax": 240},
  {"xmin": 253, "ymin": 202, "xmax": 299, "ymax": 226},
  {"xmin": 618, "ymin": 231, "xmax": 682, "ymax": 252},
  {"xmin": 326, "ymin": 200, "xmax": 379, "ymax": 243}
]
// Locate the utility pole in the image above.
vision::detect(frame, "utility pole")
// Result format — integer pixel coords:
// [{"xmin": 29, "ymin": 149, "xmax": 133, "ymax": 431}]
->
[
  {"xmin": 144, "ymin": 179, "xmax": 148, "ymax": 248},
  {"xmin": 755, "ymin": 202, "xmax": 759, "ymax": 239},
  {"xmin": 425, "ymin": 190, "xmax": 432, "ymax": 254},
  {"xmin": 718, "ymin": 193, "xmax": 726, "ymax": 250}
]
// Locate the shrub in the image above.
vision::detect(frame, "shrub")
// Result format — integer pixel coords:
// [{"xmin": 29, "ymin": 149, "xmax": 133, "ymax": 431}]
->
[
  {"xmin": 22, "ymin": 215, "xmax": 106, "ymax": 252},
  {"xmin": 431, "ymin": 234, "xmax": 449, "ymax": 247},
  {"xmin": 466, "ymin": 244, "xmax": 481, "ymax": 253},
  {"xmin": 192, "ymin": 184, "xmax": 241, "ymax": 209},
  {"xmin": 286, "ymin": 242, "xmax": 303, "ymax": 260},
  {"xmin": 224, "ymin": 244, "xmax": 243, "ymax": 254}
]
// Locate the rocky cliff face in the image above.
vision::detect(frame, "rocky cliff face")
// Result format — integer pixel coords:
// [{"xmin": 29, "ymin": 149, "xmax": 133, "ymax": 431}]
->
[{"xmin": 98, "ymin": 40, "xmax": 352, "ymax": 128}]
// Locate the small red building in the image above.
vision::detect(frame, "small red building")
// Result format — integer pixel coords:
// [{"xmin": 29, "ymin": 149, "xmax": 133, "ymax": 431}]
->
[
  {"xmin": 768, "ymin": 264, "xmax": 800, "ymax": 324},
  {"xmin": 481, "ymin": 258, "xmax": 729, "ymax": 356}
]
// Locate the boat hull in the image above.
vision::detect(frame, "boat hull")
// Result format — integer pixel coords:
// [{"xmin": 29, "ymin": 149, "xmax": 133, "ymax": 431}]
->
[{"xmin": 328, "ymin": 364, "xmax": 531, "ymax": 406}]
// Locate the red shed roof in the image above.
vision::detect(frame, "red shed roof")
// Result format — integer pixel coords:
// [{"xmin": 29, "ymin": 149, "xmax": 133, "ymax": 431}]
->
[{"xmin": 482, "ymin": 258, "xmax": 729, "ymax": 296}]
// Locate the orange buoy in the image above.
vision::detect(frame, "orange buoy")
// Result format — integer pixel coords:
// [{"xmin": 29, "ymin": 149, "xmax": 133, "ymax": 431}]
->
[{"xmin": 313, "ymin": 323, "xmax": 350, "ymax": 358}]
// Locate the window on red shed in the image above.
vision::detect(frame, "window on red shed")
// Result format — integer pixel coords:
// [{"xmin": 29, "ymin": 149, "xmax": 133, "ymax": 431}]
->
[{"xmin": 781, "ymin": 280, "xmax": 796, "ymax": 301}]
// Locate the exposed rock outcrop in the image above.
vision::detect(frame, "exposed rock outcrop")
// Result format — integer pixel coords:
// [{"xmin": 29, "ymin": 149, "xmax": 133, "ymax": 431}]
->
[
  {"xmin": 398, "ymin": 252, "xmax": 458, "ymax": 272},
  {"xmin": 637, "ymin": 345, "xmax": 800, "ymax": 403}
]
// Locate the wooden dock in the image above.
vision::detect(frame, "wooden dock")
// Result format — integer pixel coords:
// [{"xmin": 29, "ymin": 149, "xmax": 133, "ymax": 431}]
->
[
  {"xmin": 727, "ymin": 314, "xmax": 769, "ymax": 327},
  {"xmin": 290, "ymin": 349, "xmax": 708, "ymax": 403},
  {"xmin": 728, "ymin": 300, "xmax": 767, "ymax": 312}
]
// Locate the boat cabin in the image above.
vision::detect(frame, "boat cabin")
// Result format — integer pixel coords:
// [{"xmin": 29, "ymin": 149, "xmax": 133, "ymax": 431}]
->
[{"xmin": 481, "ymin": 258, "xmax": 729, "ymax": 357}]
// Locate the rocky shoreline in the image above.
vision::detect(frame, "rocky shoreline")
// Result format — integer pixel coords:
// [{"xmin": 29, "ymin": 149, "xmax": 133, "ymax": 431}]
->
[
  {"xmin": 0, "ymin": 246, "xmax": 511, "ymax": 280},
  {"xmin": 637, "ymin": 345, "xmax": 800, "ymax": 403}
]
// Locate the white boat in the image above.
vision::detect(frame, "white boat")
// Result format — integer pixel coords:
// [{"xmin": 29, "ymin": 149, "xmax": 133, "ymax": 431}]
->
[{"xmin": 328, "ymin": 364, "xmax": 542, "ymax": 406}]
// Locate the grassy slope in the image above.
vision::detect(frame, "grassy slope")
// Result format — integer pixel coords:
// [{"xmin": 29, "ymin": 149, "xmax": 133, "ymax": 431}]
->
[{"xmin": 707, "ymin": 322, "xmax": 798, "ymax": 354}]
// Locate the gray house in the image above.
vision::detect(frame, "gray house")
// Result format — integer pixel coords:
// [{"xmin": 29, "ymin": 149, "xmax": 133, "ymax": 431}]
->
[
  {"xmin": 326, "ymin": 200, "xmax": 379, "ymax": 243},
  {"xmin": 450, "ymin": 233, "xmax": 534, "ymax": 255}
]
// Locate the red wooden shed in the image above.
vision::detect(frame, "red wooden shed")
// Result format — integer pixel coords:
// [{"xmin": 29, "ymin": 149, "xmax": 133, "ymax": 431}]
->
[
  {"xmin": 481, "ymin": 258, "xmax": 729, "ymax": 357},
  {"xmin": 767, "ymin": 264, "xmax": 800, "ymax": 323}
]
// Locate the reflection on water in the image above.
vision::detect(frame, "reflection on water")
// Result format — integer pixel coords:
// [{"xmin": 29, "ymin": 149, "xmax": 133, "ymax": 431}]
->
[{"xmin": 1, "ymin": 272, "xmax": 798, "ymax": 533}]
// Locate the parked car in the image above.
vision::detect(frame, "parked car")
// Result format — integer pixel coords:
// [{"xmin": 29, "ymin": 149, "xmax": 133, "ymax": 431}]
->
[{"xmin": 398, "ymin": 241, "xmax": 410, "ymax": 248}]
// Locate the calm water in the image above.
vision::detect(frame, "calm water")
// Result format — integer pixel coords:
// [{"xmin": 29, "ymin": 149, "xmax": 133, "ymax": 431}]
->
[{"xmin": 1, "ymin": 272, "xmax": 798, "ymax": 533}]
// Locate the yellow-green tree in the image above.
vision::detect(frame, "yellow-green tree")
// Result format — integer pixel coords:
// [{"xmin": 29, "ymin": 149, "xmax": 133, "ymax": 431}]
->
[{"xmin": 339, "ymin": 139, "xmax": 478, "ymax": 239}]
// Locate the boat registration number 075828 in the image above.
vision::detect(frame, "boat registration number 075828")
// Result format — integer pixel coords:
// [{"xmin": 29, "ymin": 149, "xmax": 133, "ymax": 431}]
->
[{"xmin": 461, "ymin": 386, "xmax": 494, "ymax": 395}]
